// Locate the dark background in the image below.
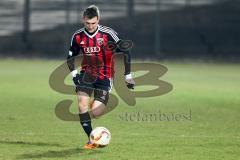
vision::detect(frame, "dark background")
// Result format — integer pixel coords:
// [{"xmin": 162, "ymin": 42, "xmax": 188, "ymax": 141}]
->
[{"xmin": 0, "ymin": 0, "xmax": 239, "ymax": 61}]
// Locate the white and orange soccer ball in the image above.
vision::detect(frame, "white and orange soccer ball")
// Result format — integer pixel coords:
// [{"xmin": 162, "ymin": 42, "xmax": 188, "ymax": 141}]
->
[{"xmin": 90, "ymin": 127, "xmax": 111, "ymax": 147}]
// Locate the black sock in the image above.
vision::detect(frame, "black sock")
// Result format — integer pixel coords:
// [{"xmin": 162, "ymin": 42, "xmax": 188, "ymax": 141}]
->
[{"xmin": 79, "ymin": 112, "xmax": 92, "ymax": 138}]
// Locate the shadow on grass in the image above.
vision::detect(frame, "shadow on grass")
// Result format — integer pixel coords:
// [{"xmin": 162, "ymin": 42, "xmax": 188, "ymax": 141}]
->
[
  {"xmin": 0, "ymin": 140, "xmax": 63, "ymax": 147},
  {"xmin": 16, "ymin": 147, "xmax": 102, "ymax": 159}
]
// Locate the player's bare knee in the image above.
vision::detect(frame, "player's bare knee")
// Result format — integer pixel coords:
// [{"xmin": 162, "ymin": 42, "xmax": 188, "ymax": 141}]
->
[
  {"xmin": 78, "ymin": 100, "xmax": 88, "ymax": 107},
  {"xmin": 91, "ymin": 101, "xmax": 106, "ymax": 118}
]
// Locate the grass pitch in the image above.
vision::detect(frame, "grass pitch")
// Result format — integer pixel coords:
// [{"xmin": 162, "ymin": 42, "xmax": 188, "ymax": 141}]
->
[{"xmin": 0, "ymin": 59, "xmax": 239, "ymax": 160}]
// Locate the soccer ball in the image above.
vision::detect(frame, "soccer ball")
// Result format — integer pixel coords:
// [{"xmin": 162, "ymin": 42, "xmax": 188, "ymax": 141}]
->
[{"xmin": 90, "ymin": 127, "xmax": 111, "ymax": 147}]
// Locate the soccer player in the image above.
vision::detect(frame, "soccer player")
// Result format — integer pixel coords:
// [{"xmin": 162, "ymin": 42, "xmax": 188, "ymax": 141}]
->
[{"xmin": 67, "ymin": 5, "xmax": 135, "ymax": 149}]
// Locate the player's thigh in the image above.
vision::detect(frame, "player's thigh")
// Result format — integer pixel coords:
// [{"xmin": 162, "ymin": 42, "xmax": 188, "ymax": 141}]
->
[{"xmin": 76, "ymin": 89, "xmax": 92, "ymax": 113}]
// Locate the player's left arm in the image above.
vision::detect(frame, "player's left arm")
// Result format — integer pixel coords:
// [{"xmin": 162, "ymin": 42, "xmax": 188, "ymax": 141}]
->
[
  {"xmin": 116, "ymin": 40, "xmax": 135, "ymax": 89},
  {"xmin": 107, "ymin": 27, "xmax": 135, "ymax": 89}
]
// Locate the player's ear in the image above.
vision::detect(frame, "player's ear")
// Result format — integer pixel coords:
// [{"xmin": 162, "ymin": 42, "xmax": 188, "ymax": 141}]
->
[{"xmin": 82, "ymin": 16, "xmax": 86, "ymax": 23}]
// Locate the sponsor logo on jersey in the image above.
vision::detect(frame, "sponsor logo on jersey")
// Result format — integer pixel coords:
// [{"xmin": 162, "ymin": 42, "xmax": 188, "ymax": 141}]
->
[{"xmin": 84, "ymin": 46, "xmax": 101, "ymax": 54}]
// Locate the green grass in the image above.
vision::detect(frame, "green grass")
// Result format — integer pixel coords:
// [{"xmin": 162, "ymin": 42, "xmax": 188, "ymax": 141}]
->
[{"xmin": 0, "ymin": 59, "xmax": 240, "ymax": 160}]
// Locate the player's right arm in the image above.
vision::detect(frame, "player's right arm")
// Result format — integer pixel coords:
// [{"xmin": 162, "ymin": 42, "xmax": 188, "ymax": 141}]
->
[{"xmin": 67, "ymin": 34, "xmax": 81, "ymax": 85}]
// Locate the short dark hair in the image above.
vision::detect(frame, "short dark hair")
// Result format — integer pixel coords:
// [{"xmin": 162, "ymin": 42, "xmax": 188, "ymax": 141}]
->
[{"xmin": 83, "ymin": 5, "xmax": 100, "ymax": 19}]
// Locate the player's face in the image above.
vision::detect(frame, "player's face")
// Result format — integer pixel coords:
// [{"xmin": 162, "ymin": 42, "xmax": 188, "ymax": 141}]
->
[{"xmin": 83, "ymin": 16, "xmax": 99, "ymax": 33}]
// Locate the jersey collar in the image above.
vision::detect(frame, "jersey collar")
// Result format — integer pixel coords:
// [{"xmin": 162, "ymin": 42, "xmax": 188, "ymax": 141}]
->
[{"xmin": 84, "ymin": 25, "xmax": 99, "ymax": 38}]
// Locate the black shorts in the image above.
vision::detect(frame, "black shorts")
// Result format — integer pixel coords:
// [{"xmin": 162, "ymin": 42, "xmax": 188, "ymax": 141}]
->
[{"xmin": 75, "ymin": 72, "xmax": 112, "ymax": 105}]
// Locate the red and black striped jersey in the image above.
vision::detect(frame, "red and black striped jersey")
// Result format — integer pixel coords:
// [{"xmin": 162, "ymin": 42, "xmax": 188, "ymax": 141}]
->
[{"xmin": 68, "ymin": 25, "xmax": 121, "ymax": 79}]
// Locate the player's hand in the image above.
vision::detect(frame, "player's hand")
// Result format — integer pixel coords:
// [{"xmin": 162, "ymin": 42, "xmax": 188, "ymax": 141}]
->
[
  {"xmin": 73, "ymin": 73, "xmax": 81, "ymax": 86},
  {"xmin": 125, "ymin": 74, "xmax": 135, "ymax": 89}
]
